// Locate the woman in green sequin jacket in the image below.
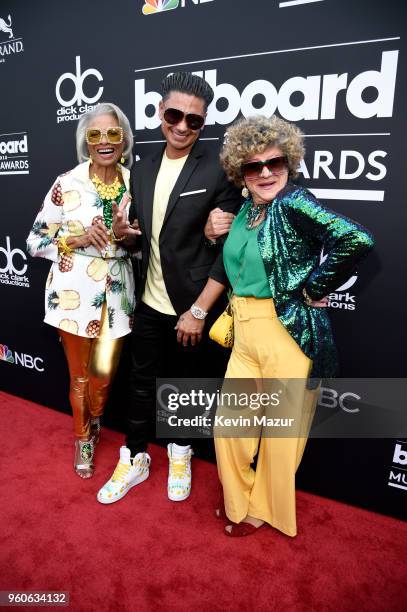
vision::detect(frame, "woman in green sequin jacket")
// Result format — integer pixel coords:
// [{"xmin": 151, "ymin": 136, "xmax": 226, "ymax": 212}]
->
[
  {"xmin": 207, "ymin": 115, "xmax": 374, "ymax": 379},
  {"xmin": 205, "ymin": 115, "xmax": 374, "ymax": 538}
]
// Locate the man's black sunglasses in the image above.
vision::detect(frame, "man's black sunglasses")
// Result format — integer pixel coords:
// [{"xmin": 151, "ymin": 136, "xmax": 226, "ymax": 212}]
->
[{"xmin": 163, "ymin": 107, "xmax": 205, "ymax": 131}]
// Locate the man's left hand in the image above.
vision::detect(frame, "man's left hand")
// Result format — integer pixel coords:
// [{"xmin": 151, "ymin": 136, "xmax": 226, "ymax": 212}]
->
[
  {"xmin": 204, "ymin": 207, "xmax": 235, "ymax": 241},
  {"xmin": 175, "ymin": 310, "xmax": 205, "ymax": 346}
]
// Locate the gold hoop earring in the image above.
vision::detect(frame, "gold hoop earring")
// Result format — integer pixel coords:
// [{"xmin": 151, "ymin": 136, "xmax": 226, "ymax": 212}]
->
[{"xmin": 120, "ymin": 156, "xmax": 125, "ymax": 164}]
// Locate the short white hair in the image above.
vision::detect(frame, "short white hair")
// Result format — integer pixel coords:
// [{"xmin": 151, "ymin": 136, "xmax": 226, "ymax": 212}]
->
[{"xmin": 76, "ymin": 102, "xmax": 134, "ymax": 168}]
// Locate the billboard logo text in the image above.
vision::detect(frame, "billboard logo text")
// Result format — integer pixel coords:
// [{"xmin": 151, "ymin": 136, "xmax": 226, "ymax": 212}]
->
[{"xmin": 135, "ymin": 51, "xmax": 398, "ymax": 129}]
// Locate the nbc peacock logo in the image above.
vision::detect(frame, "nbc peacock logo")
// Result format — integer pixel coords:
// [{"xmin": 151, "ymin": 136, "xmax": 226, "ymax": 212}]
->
[
  {"xmin": 0, "ymin": 342, "xmax": 44, "ymax": 371},
  {"xmin": 0, "ymin": 344, "xmax": 15, "ymax": 364},
  {"xmin": 142, "ymin": 0, "xmax": 179, "ymax": 15}
]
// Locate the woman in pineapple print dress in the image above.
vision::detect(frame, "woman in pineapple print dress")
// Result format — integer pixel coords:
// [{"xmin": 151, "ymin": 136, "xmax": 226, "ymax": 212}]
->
[{"xmin": 27, "ymin": 103, "xmax": 140, "ymax": 478}]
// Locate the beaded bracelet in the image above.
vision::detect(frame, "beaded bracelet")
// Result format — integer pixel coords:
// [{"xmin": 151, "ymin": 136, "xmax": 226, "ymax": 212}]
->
[{"xmin": 111, "ymin": 226, "xmax": 125, "ymax": 242}]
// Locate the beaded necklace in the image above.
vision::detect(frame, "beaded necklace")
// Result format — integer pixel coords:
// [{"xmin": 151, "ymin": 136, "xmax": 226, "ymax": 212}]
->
[
  {"xmin": 91, "ymin": 173, "xmax": 126, "ymax": 229},
  {"xmin": 246, "ymin": 201, "xmax": 268, "ymax": 229}
]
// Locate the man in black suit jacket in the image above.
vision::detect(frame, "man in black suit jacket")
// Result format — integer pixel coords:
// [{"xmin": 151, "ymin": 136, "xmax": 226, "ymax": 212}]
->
[
  {"xmin": 97, "ymin": 72, "xmax": 240, "ymax": 505},
  {"xmin": 132, "ymin": 138, "xmax": 237, "ymax": 316}
]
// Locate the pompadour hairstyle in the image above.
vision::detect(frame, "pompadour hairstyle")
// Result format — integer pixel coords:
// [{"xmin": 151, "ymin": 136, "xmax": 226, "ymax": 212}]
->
[{"xmin": 161, "ymin": 72, "xmax": 214, "ymax": 109}]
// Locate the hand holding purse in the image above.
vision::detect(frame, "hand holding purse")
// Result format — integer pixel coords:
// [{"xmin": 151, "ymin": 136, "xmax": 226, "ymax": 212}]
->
[
  {"xmin": 209, "ymin": 261, "xmax": 244, "ymax": 349},
  {"xmin": 209, "ymin": 301, "xmax": 234, "ymax": 348}
]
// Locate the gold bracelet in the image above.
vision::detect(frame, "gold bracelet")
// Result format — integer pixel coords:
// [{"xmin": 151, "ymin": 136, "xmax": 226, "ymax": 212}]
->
[
  {"xmin": 302, "ymin": 287, "xmax": 314, "ymax": 306},
  {"xmin": 111, "ymin": 226, "xmax": 125, "ymax": 242},
  {"xmin": 58, "ymin": 235, "xmax": 73, "ymax": 254}
]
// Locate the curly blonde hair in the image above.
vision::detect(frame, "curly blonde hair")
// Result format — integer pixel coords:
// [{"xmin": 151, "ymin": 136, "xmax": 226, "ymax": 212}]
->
[{"xmin": 220, "ymin": 115, "xmax": 305, "ymax": 186}]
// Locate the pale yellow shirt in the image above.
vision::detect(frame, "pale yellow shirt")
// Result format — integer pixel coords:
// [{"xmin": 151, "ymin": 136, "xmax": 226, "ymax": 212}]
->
[{"xmin": 142, "ymin": 151, "xmax": 189, "ymax": 314}]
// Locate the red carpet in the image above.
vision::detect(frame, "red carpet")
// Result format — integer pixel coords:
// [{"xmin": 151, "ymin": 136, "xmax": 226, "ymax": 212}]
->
[{"xmin": 0, "ymin": 391, "xmax": 406, "ymax": 612}]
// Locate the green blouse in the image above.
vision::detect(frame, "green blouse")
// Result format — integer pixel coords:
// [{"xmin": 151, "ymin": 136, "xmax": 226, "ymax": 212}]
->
[{"xmin": 223, "ymin": 203, "xmax": 272, "ymax": 298}]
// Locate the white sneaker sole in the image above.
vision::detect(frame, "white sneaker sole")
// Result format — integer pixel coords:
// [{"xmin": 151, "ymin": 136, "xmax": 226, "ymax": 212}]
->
[
  {"xmin": 168, "ymin": 489, "xmax": 191, "ymax": 502},
  {"xmin": 97, "ymin": 470, "xmax": 149, "ymax": 505}
]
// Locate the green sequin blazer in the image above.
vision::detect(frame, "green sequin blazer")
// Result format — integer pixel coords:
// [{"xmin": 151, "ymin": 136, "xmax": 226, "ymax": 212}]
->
[{"xmin": 252, "ymin": 182, "xmax": 374, "ymax": 378}]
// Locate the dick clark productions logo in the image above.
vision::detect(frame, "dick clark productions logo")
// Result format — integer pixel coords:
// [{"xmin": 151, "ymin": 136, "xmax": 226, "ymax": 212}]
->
[
  {"xmin": 0, "ymin": 236, "xmax": 30, "ymax": 288},
  {"xmin": 55, "ymin": 56, "xmax": 104, "ymax": 124}
]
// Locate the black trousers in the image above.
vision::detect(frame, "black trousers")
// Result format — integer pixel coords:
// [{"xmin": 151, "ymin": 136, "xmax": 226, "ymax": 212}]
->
[{"xmin": 126, "ymin": 301, "xmax": 229, "ymax": 455}]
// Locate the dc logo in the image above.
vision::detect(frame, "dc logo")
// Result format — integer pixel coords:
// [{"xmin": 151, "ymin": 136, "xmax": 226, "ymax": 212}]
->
[
  {"xmin": 55, "ymin": 56, "xmax": 104, "ymax": 107},
  {"xmin": 0, "ymin": 236, "xmax": 27, "ymax": 275}
]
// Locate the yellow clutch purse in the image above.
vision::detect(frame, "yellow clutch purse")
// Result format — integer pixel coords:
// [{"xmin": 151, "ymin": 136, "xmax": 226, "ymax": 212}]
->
[
  {"xmin": 209, "ymin": 303, "xmax": 234, "ymax": 348},
  {"xmin": 209, "ymin": 263, "xmax": 243, "ymax": 349}
]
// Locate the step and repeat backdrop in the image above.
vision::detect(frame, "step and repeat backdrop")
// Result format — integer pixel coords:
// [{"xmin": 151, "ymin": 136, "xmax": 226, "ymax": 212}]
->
[{"xmin": 0, "ymin": 0, "xmax": 406, "ymax": 519}]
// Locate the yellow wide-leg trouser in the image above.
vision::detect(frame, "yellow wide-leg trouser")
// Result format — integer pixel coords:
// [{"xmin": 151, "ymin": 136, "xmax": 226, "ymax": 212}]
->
[{"xmin": 214, "ymin": 296, "xmax": 317, "ymax": 537}]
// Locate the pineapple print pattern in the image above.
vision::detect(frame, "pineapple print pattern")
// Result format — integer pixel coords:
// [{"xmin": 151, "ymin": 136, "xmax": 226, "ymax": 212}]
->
[
  {"xmin": 93, "ymin": 195, "xmax": 103, "ymax": 210},
  {"xmin": 59, "ymin": 319, "xmax": 79, "ymax": 334},
  {"xmin": 108, "ymin": 307, "xmax": 115, "ymax": 329},
  {"xmin": 67, "ymin": 220, "xmax": 85, "ymax": 236},
  {"xmin": 59, "ymin": 253, "xmax": 75, "ymax": 273},
  {"xmin": 92, "ymin": 215, "xmax": 104, "ymax": 225},
  {"xmin": 29, "ymin": 221, "xmax": 61, "ymax": 251},
  {"xmin": 91, "ymin": 291, "xmax": 106, "ymax": 309},
  {"xmin": 86, "ymin": 320, "xmax": 101, "ymax": 337},
  {"xmin": 51, "ymin": 181, "xmax": 63, "ymax": 205},
  {"xmin": 87, "ymin": 258, "xmax": 108, "ymax": 281},
  {"xmin": 48, "ymin": 290, "xmax": 80, "ymax": 310},
  {"xmin": 106, "ymin": 275, "xmax": 123, "ymax": 294},
  {"xmin": 62, "ymin": 190, "xmax": 81, "ymax": 212},
  {"xmin": 27, "ymin": 162, "xmax": 135, "ymax": 340}
]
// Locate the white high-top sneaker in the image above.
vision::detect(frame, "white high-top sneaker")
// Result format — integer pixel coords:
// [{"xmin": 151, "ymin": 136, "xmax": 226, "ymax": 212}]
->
[
  {"xmin": 167, "ymin": 443, "xmax": 193, "ymax": 502},
  {"xmin": 97, "ymin": 446, "xmax": 150, "ymax": 504}
]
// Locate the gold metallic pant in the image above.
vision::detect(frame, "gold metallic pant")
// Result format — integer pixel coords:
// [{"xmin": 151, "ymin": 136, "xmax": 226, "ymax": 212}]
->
[
  {"xmin": 59, "ymin": 303, "xmax": 124, "ymax": 439},
  {"xmin": 214, "ymin": 296, "xmax": 318, "ymax": 537}
]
